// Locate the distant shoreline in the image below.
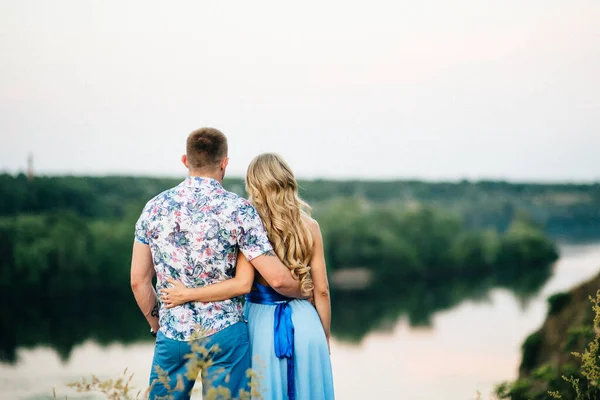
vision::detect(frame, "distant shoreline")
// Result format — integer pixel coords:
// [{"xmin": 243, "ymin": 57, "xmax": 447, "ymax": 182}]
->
[{"xmin": 2, "ymin": 171, "xmax": 599, "ymax": 186}]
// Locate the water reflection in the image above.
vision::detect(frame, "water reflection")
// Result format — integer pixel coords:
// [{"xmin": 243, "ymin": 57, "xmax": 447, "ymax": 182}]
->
[
  {"xmin": 331, "ymin": 262, "xmax": 553, "ymax": 342},
  {"xmin": 0, "ymin": 260, "xmax": 553, "ymax": 364},
  {"xmin": 0, "ymin": 291, "xmax": 149, "ymax": 364}
]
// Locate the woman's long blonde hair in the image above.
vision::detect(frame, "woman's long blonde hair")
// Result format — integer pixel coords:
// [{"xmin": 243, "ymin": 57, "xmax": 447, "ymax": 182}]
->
[{"xmin": 246, "ymin": 153, "xmax": 314, "ymax": 295}]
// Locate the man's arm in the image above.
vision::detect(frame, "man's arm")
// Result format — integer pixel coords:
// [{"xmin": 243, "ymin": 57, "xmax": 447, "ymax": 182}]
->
[
  {"xmin": 250, "ymin": 250, "xmax": 304, "ymax": 298},
  {"xmin": 160, "ymin": 252, "xmax": 255, "ymax": 307},
  {"xmin": 236, "ymin": 199, "xmax": 303, "ymax": 298},
  {"xmin": 130, "ymin": 241, "xmax": 159, "ymax": 332}
]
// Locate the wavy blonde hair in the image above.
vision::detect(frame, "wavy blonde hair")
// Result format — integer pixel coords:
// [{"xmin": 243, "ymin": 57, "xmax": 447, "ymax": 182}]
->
[{"xmin": 246, "ymin": 153, "xmax": 314, "ymax": 295}]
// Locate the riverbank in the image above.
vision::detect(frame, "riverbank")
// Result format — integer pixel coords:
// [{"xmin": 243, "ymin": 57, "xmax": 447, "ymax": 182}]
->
[{"xmin": 496, "ymin": 243, "xmax": 600, "ymax": 399}]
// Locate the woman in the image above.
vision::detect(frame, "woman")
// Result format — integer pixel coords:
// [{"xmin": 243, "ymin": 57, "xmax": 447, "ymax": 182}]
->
[{"xmin": 161, "ymin": 153, "xmax": 335, "ymax": 400}]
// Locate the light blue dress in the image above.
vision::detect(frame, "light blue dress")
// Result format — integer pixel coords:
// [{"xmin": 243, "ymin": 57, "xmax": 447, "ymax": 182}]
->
[{"xmin": 244, "ymin": 284, "xmax": 335, "ymax": 400}]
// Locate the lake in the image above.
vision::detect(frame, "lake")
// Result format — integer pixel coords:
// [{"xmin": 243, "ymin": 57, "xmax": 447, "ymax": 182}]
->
[{"xmin": 1, "ymin": 242, "xmax": 599, "ymax": 400}]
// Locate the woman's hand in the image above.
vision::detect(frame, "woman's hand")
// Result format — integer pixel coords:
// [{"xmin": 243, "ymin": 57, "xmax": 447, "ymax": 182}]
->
[{"xmin": 160, "ymin": 278, "xmax": 191, "ymax": 308}]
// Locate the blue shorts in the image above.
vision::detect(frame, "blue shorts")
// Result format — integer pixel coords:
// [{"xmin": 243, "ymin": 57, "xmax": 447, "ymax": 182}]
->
[{"xmin": 148, "ymin": 321, "xmax": 251, "ymax": 400}]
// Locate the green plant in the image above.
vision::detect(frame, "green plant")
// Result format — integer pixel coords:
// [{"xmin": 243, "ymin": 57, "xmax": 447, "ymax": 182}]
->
[
  {"xmin": 66, "ymin": 368, "xmax": 139, "ymax": 400},
  {"xmin": 548, "ymin": 290, "xmax": 600, "ymax": 399},
  {"xmin": 548, "ymin": 292, "xmax": 571, "ymax": 316},
  {"xmin": 520, "ymin": 331, "xmax": 543, "ymax": 372}
]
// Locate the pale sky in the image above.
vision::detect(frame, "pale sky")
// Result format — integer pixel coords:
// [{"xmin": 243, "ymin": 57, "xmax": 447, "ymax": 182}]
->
[{"xmin": 1, "ymin": 0, "xmax": 599, "ymax": 182}]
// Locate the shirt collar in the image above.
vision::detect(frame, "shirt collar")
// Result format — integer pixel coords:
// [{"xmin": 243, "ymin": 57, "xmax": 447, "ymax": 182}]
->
[{"xmin": 180, "ymin": 176, "xmax": 223, "ymax": 190}]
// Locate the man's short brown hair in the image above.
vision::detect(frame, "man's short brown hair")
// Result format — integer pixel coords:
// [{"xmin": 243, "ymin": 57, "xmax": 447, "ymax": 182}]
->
[{"xmin": 186, "ymin": 127, "xmax": 228, "ymax": 170}]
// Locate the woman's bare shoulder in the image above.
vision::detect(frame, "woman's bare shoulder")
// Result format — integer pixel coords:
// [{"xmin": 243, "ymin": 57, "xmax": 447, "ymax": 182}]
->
[{"xmin": 302, "ymin": 214, "xmax": 321, "ymax": 236}]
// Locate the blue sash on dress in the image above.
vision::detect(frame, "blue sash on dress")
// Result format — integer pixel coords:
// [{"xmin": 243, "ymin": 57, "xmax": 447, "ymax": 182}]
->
[{"xmin": 246, "ymin": 283, "xmax": 295, "ymax": 400}]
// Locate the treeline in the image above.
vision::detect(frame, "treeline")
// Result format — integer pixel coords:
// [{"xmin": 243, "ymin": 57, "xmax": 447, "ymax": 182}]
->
[
  {"xmin": 0, "ymin": 174, "xmax": 176, "ymax": 218},
  {"xmin": 0, "ymin": 174, "xmax": 561, "ymax": 292},
  {"xmin": 0, "ymin": 211, "xmax": 136, "ymax": 292},
  {"xmin": 2, "ymin": 173, "xmax": 600, "ymax": 239},
  {"xmin": 317, "ymin": 199, "xmax": 558, "ymax": 279},
  {"xmin": 0, "ymin": 195, "xmax": 558, "ymax": 293},
  {"xmin": 300, "ymin": 179, "xmax": 600, "ymax": 239}
]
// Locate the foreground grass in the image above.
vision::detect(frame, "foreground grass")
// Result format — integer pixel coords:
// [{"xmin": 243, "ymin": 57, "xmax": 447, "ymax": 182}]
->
[{"xmin": 60, "ymin": 338, "xmax": 263, "ymax": 400}]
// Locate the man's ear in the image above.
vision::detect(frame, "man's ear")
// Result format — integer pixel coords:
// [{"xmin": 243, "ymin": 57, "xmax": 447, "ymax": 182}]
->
[
  {"xmin": 221, "ymin": 157, "xmax": 229, "ymax": 170},
  {"xmin": 181, "ymin": 154, "xmax": 188, "ymax": 168}
]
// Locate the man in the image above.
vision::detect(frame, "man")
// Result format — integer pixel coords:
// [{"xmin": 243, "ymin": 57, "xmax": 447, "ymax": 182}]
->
[{"xmin": 130, "ymin": 127, "xmax": 303, "ymax": 399}]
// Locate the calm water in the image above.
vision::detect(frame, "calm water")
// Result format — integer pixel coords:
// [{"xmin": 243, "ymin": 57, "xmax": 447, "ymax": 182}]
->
[{"xmin": 1, "ymin": 243, "xmax": 599, "ymax": 400}]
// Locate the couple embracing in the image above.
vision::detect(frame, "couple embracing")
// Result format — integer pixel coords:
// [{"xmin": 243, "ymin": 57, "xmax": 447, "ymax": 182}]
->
[{"xmin": 130, "ymin": 127, "xmax": 335, "ymax": 400}]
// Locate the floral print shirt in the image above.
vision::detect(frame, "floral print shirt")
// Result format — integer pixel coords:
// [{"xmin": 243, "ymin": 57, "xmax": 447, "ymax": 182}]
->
[{"xmin": 134, "ymin": 176, "xmax": 273, "ymax": 341}]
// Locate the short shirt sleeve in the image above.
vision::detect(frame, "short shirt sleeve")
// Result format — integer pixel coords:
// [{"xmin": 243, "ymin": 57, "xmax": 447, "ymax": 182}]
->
[
  {"xmin": 134, "ymin": 202, "xmax": 152, "ymax": 245},
  {"xmin": 236, "ymin": 199, "xmax": 273, "ymax": 261}
]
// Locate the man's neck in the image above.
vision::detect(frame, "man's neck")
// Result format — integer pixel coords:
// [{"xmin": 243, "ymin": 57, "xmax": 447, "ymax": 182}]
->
[{"xmin": 188, "ymin": 169, "xmax": 223, "ymax": 184}]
